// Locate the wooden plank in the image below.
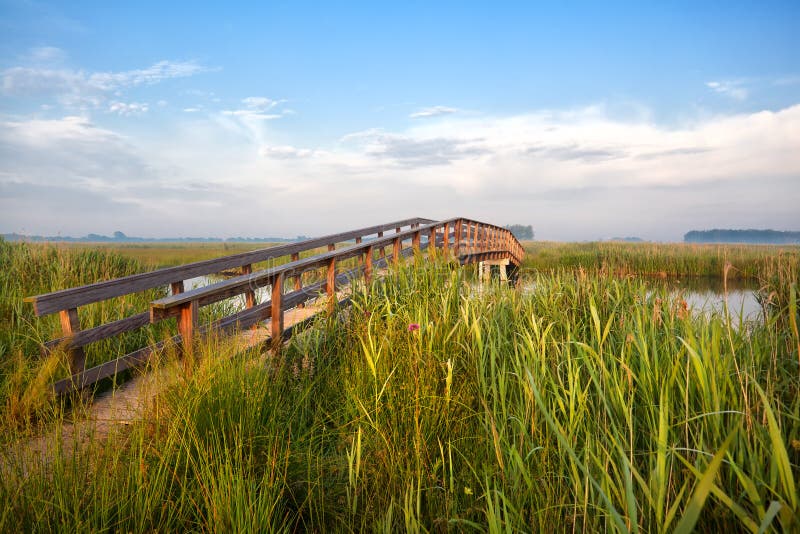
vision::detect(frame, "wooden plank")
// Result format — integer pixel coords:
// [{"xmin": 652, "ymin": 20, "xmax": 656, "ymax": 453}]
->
[
  {"xmin": 271, "ymin": 273, "xmax": 283, "ymax": 346},
  {"xmin": 455, "ymin": 219, "xmax": 462, "ymax": 255},
  {"xmin": 242, "ymin": 264, "xmax": 256, "ymax": 309},
  {"xmin": 149, "ymin": 222, "xmax": 454, "ymax": 314},
  {"xmin": 49, "ymin": 226, "xmax": 516, "ymax": 395},
  {"xmin": 291, "ymin": 253, "xmax": 303, "ymax": 309},
  {"xmin": 178, "ymin": 301, "xmax": 198, "ymax": 355},
  {"xmin": 171, "ymin": 281, "xmax": 184, "ymax": 295},
  {"xmin": 46, "ymin": 311, "xmax": 150, "ymax": 351},
  {"xmin": 26, "ymin": 217, "xmax": 435, "ymax": 316},
  {"xmin": 364, "ymin": 245, "xmax": 374, "ymax": 284},
  {"xmin": 59, "ymin": 308, "xmax": 86, "ymax": 373},
  {"xmin": 326, "ymin": 256, "xmax": 336, "ymax": 312}
]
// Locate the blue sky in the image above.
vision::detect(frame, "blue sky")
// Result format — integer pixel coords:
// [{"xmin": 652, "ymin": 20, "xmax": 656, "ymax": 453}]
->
[{"xmin": 1, "ymin": 1, "xmax": 798, "ymax": 240}]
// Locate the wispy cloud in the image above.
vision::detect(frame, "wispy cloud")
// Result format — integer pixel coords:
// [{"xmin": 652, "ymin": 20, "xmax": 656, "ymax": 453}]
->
[
  {"xmin": 24, "ymin": 46, "xmax": 67, "ymax": 64},
  {"xmin": 221, "ymin": 96, "xmax": 287, "ymax": 120},
  {"xmin": 108, "ymin": 101, "xmax": 149, "ymax": 115},
  {"xmin": 260, "ymin": 145, "xmax": 314, "ymax": 159},
  {"xmin": 87, "ymin": 60, "xmax": 207, "ymax": 90},
  {"xmin": 706, "ymin": 80, "xmax": 748, "ymax": 100},
  {"xmin": 1, "ymin": 56, "xmax": 208, "ymax": 110},
  {"xmin": 410, "ymin": 105, "xmax": 459, "ymax": 119}
]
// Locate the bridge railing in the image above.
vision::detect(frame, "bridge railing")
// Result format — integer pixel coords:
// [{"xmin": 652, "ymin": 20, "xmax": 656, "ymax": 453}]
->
[{"xmin": 24, "ymin": 217, "xmax": 524, "ymax": 393}]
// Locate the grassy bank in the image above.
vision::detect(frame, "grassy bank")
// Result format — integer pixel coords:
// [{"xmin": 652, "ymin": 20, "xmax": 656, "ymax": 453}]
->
[
  {"xmin": 522, "ymin": 241, "xmax": 800, "ymax": 280},
  {"xmin": 25, "ymin": 241, "xmax": 274, "ymax": 269},
  {"xmin": 0, "ymin": 238, "xmax": 177, "ymax": 427},
  {"xmin": 2, "ymin": 254, "xmax": 798, "ymax": 531}
]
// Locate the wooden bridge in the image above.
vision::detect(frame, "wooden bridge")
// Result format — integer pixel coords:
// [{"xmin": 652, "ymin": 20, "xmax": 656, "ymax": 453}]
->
[{"xmin": 25, "ymin": 217, "xmax": 524, "ymax": 395}]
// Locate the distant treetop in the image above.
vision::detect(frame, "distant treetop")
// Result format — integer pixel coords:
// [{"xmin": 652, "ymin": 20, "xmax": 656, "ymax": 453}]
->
[
  {"xmin": 684, "ymin": 229, "xmax": 800, "ymax": 244},
  {"xmin": 505, "ymin": 224, "xmax": 534, "ymax": 240}
]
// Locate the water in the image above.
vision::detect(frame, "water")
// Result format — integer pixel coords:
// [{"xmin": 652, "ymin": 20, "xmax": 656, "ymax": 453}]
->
[
  {"xmin": 520, "ymin": 275, "xmax": 763, "ymax": 324},
  {"xmin": 654, "ymin": 277, "xmax": 762, "ymax": 322}
]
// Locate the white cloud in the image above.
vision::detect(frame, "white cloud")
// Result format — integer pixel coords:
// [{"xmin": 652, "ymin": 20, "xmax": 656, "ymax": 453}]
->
[
  {"xmin": 1, "ymin": 60, "xmax": 208, "ymax": 110},
  {"xmin": 410, "ymin": 105, "xmax": 459, "ymax": 119},
  {"xmin": 260, "ymin": 145, "xmax": 314, "ymax": 159},
  {"xmin": 221, "ymin": 96, "xmax": 288, "ymax": 121},
  {"xmin": 108, "ymin": 101, "xmax": 149, "ymax": 115},
  {"xmin": 87, "ymin": 60, "xmax": 207, "ymax": 90},
  {"xmin": 706, "ymin": 80, "xmax": 749, "ymax": 100},
  {"xmin": 2, "ymin": 103, "xmax": 799, "ymax": 240},
  {"xmin": 25, "ymin": 46, "xmax": 67, "ymax": 64}
]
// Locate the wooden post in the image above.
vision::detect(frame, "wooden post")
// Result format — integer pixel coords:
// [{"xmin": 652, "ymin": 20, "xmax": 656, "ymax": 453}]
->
[
  {"xmin": 328, "ymin": 243, "xmax": 335, "ymax": 252},
  {"xmin": 443, "ymin": 222, "xmax": 450, "ymax": 256},
  {"xmin": 271, "ymin": 273, "xmax": 283, "ymax": 348},
  {"xmin": 364, "ymin": 245, "xmax": 374, "ymax": 284},
  {"xmin": 59, "ymin": 307, "xmax": 86, "ymax": 374},
  {"xmin": 326, "ymin": 256, "xmax": 336, "ymax": 313},
  {"xmin": 377, "ymin": 231, "xmax": 386, "ymax": 259},
  {"xmin": 242, "ymin": 264, "xmax": 256, "ymax": 309},
  {"xmin": 429, "ymin": 227, "xmax": 437, "ymax": 257},
  {"xmin": 171, "ymin": 281, "xmax": 184, "ymax": 295},
  {"xmin": 413, "ymin": 231, "xmax": 421, "ymax": 255},
  {"xmin": 291, "ymin": 253, "xmax": 304, "ymax": 308},
  {"xmin": 177, "ymin": 301, "xmax": 198, "ymax": 356},
  {"xmin": 393, "ymin": 237, "xmax": 401, "ymax": 266}
]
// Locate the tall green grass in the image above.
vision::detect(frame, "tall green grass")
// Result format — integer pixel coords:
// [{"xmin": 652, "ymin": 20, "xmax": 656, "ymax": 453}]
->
[
  {"xmin": 523, "ymin": 241, "xmax": 800, "ymax": 280},
  {"xmin": 0, "ymin": 238, "xmax": 169, "ymax": 428},
  {"xmin": 2, "ymin": 255, "xmax": 797, "ymax": 531}
]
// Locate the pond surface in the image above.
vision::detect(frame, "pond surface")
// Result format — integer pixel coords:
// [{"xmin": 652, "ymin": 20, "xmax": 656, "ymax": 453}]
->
[
  {"xmin": 520, "ymin": 275, "xmax": 763, "ymax": 324},
  {"xmin": 653, "ymin": 277, "xmax": 762, "ymax": 322}
]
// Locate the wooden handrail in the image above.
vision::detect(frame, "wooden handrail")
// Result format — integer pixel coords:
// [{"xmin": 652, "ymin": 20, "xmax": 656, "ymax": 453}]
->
[
  {"xmin": 23, "ymin": 217, "xmax": 525, "ymax": 394},
  {"xmin": 24, "ymin": 217, "xmax": 434, "ymax": 317}
]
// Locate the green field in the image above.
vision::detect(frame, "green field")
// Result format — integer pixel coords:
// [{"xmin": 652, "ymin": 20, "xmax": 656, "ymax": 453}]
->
[{"xmin": 1, "ymin": 238, "xmax": 798, "ymax": 531}]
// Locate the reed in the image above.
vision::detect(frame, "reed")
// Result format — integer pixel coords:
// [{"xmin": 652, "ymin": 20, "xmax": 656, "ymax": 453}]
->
[
  {"xmin": 522, "ymin": 241, "xmax": 800, "ymax": 280},
  {"xmin": 2, "ymin": 251, "xmax": 797, "ymax": 531}
]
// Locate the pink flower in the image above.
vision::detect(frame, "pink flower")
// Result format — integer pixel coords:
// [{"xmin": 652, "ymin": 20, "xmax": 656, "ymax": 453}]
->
[{"xmin": 407, "ymin": 323, "xmax": 420, "ymax": 332}]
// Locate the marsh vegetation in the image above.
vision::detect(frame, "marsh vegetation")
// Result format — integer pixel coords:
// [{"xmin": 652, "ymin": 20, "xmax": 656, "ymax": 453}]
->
[{"xmin": 1, "ymin": 238, "xmax": 798, "ymax": 531}]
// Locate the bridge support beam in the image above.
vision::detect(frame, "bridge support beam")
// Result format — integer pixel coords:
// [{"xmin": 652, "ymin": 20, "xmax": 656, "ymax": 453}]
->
[{"xmin": 479, "ymin": 258, "xmax": 510, "ymax": 283}]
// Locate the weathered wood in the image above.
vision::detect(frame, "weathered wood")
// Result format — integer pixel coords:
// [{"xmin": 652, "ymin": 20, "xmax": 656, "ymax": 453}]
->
[
  {"xmin": 35, "ymin": 217, "xmax": 525, "ymax": 394},
  {"xmin": 271, "ymin": 273, "xmax": 283, "ymax": 346},
  {"xmin": 178, "ymin": 301, "xmax": 198, "ymax": 355},
  {"xmin": 149, "ymin": 221, "xmax": 458, "ymax": 317},
  {"xmin": 59, "ymin": 308, "xmax": 86, "ymax": 373},
  {"xmin": 46, "ymin": 311, "xmax": 150, "ymax": 351},
  {"xmin": 364, "ymin": 245, "xmax": 374, "ymax": 284},
  {"xmin": 242, "ymin": 264, "xmax": 256, "ymax": 309},
  {"xmin": 326, "ymin": 256, "xmax": 336, "ymax": 312},
  {"xmin": 26, "ymin": 217, "xmax": 434, "ymax": 316},
  {"xmin": 291, "ymin": 253, "xmax": 303, "ymax": 308}
]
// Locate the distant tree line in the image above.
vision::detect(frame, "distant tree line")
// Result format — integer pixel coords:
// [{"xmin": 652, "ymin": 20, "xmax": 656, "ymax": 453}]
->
[
  {"xmin": 1, "ymin": 231, "xmax": 309, "ymax": 243},
  {"xmin": 684, "ymin": 229, "xmax": 800, "ymax": 244},
  {"xmin": 504, "ymin": 224, "xmax": 534, "ymax": 240}
]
